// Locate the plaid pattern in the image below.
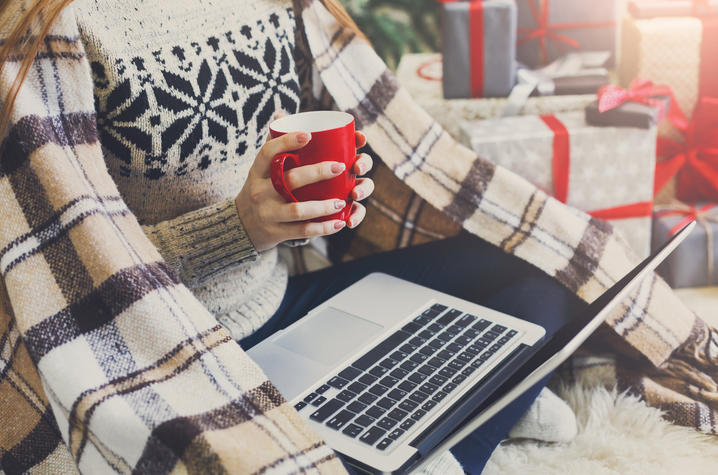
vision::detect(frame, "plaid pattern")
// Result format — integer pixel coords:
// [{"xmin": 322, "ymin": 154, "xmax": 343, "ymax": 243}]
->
[
  {"xmin": 0, "ymin": 5, "xmax": 343, "ymax": 474},
  {"xmin": 297, "ymin": 0, "xmax": 718, "ymax": 435}
]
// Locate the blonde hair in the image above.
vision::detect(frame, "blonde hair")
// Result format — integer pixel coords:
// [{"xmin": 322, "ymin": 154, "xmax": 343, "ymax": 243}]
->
[{"xmin": 0, "ymin": 0, "xmax": 365, "ymax": 138}]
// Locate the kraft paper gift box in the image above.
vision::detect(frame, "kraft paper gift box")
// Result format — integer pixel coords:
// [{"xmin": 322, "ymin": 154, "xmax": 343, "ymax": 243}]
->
[
  {"xmin": 516, "ymin": 0, "xmax": 617, "ymax": 68},
  {"xmin": 459, "ymin": 112, "xmax": 657, "ymax": 257},
  {"xmin": 441, "ymin": 0, "xmax": 517, "ymax": 98},
  {"xmin": 397, "ymin": 53, "xmax": 596, "ymax": 139},
  {"xmin": 619, "ymin": 1, "xmax": 718, "ymax": 121},
  {"xmin": 652, "ymin": 203, "xmax": 718, "ymax": 287}
]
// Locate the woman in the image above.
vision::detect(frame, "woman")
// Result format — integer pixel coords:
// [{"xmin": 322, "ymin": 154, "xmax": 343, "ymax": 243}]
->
[{"xmin": 3, "ymin": 0, "xmax": 709, "ymax": 474}]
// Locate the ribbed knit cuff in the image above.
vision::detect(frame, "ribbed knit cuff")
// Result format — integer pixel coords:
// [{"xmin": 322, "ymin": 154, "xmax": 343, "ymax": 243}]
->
[{"xmin": 143, "ymin": 198, "xmax": 259, "ymax": 287}]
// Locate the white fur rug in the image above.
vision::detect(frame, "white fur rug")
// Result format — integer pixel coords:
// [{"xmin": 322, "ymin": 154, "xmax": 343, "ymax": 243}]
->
[{"xmin": 483, "ymin": 384, "xmax": 718, "ymax": 475}]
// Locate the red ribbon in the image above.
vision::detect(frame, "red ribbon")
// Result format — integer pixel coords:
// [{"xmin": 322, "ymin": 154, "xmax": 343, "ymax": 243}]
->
[
  {"xmin": 540, "ymin": 114, "xmax": 570, "ymax": 203},
  {"xmin": 655, "ymin": 203, "xmax": 717, "ymax": 236},
  {"xmin": 517, "ymin": 0, "xmax": 616, "ymax": 65},
  {"xmin": 539, "ymin": 114, "xmax": 652, "ymax": 221},
  {"xmin": 654, "ymin": 97, "xmax": 718, "ymax": 202},
  {"xmin": 469, "ymin": 1, "xmax": 484, "ymax": 97},
  {"xmin": 700, "ymin": 16, "xmax": 718, "ymax": 98},
  {"xmin": 597, "ymin": 79, "xmax": 689, "ymax": 130}
]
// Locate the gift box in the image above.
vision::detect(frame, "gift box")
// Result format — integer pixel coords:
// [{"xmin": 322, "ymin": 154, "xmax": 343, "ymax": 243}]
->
[
  {"xmin": 652, "ymin": 203, "xmax": 718, "ymax": 287},
  {"xmin": 517, "ymin": 0, "xmax": 617, "ymax": 68},
  {"xmin": 629, "ymin": 0, "xmax": 718, "ymax": 18},
  {"xmin": 397, "ymin": 53, "xmax": 596, "ymax": 139},
  {"xmin": 584, "ymin": 79, "xmax": 680, "ymax": 128},
  {"xmin": 459, "ymin": 112, "xmax": 657, "ymax": 257},
  {"xmin": 441, "ymin": 0, "xmax": 517, "ymax": 98},
  {"xmin": 619, "ymin": 4, "xmax": 718, "ymax": 121}
]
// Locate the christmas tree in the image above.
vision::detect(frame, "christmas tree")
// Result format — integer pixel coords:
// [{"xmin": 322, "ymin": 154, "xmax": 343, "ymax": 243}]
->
[{"xmin": 338, "ymin": 0, "xmax": 440, "ymax": 69}]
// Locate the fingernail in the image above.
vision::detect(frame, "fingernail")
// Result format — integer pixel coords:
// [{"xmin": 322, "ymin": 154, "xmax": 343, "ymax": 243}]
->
[
  {"xmin": 355, "ymin": 189, "xmax": 363, "ymax": 200},
  {"xmin": 334, "ymin": 199, "xmax": 347, "ymax": 210},
  {"xmin": 331, "ymin": 162, "xmax": 346, "ymax": 174},
  {"xmin": 334, "ymin": 220, "xmax": 346, "ymax": 230},
  {"xmin": 297, "ymin": 132, "xmax": 311, "ymax": 144}
]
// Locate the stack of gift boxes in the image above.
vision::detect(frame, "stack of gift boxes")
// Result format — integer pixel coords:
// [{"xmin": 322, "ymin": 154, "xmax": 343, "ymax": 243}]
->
[{"xmin": 396, "ymin": 0, "xmax": 718, "ymax": 288}]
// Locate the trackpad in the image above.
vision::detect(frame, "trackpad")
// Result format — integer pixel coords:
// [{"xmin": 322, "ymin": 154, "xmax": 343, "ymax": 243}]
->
[{"xmin": 274, "ymin": 307, "xmax": 383, "ymax": 365}]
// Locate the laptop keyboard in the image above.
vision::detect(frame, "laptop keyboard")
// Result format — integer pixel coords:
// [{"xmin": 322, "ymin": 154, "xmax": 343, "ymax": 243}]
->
[{"xmin": 293, "ymin": 303, "xmax": 520, "ymax": 452}]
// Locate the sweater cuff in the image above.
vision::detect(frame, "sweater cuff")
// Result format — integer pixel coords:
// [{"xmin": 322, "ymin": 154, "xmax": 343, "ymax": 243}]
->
[{"xmin": 144, "ymin": 198, "xmax": 258, "ymax": 287}]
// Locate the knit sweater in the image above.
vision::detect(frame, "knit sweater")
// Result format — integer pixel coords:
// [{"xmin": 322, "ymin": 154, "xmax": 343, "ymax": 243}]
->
[{"xmin": 74, "ymin": 0, "xmax": 300, "ymax": 339}]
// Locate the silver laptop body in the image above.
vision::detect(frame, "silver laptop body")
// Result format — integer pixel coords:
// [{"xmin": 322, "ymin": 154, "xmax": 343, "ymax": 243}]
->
[{"xmin": 248, "ymin": 222, "xmax": 694, "ymax": 474}]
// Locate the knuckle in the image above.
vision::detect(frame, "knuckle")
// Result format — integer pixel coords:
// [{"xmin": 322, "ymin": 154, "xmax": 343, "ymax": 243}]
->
[
  {"xmin": 288, "ymin": 202, "xmax": 303, "ymax": 220},
  {"xmin": 300, "ymin": 223, "xmax": 313, "ymax": 238}
]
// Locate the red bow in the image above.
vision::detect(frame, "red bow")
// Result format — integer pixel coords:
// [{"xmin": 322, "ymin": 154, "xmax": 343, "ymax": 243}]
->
[
  {"xmin": 517, "ymin": 0, "xmax": 615, "ymax": 65},
  {"xmin": 654, "ymin": 97, "xmax": 718, "ymax": 202},
  {"xmin": 597, "ymin": 79, "xmax": 688, "ymax": 130}
]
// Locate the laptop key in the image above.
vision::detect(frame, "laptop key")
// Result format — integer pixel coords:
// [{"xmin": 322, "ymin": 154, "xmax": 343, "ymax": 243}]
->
[
  {"xmin": 492, "ymin": 324, "xmax": 507, "ymax": 333},
  {"xmin": 443, "ymin": 382, "xmax": 458, "ymax": 393},
  {"xmin": 304, "ymin": 393, "xmax": 317, "ymax": 403},
  {"xmin": 377, "ymin": 417, "xmax": 398, "ymax": 430},
  {"xmin": 311, "ymin": 396, "xmax": 327, "ymax": 407},
  {"xmin": 347, "ymin": 401, "xmax": 367, "ymax": 413},
  {"xmin": 359, "ymin": 426, "xmax": 386, "ymax": 445},
  {"xmin": 388, "ymin": 408, "xmax": 408, "ymax": 421},
  {"xmin": 355, "ymin": 414, "xmax": 375, "ymax": 427},
  {"xmin": 479, "ymin": 352, "xmax": 492, "ymax": 361},
  {"xmin": 400, "ymin": 418, "xmax": 416, "ymax": 430},
  {"xmin": 409, "ymin": 391, "xmax": 429, "ymax": 403},
  {"xmin": 339, "ymin": 367, "xmax": 362, "ymax": 381},
  {"xmin": 438, "ymin": 367, "xmax": 457, "ymax": 378},
  {"xmin": 498, "ymin": 336, "xmax": 512, "ymax": 344},
  {"xmin": 380, "ymin": 358, "xmax": 398, "ymax": 369},
  {"xmin": 369, "ymin": 366, "xmax": 388, "ymax": 377},
  {"xmin": 294, "ymin": 401, "xmax": 307, "ymax": 411},
  {"xmin": 436, "ymin": 332, "xmax": 453, "ymax": 342},
  {"xmin": 366, "ymin": 406, "xmax": 386, "ymax": 419},
  {"xmin": 316, "ymin": 384, "xmax": 330, "ymax": 394},
  {"xmin": 419, "ymin": 383, "xmax": 438, "ymax": 394},
  {"xmin": 464, "ymin": 329, "xmax": 480, "ymax": 339},
  {"xmin": 398, "ymin": 380, "xmax": 417, "ymax": 392},
  {"xmin": 452, "ymin": 374, "xmax": 467, "ymax": 385},
  {"xmin": 390, "ymin": 368, "xmax": 409, "ymax": 379},
  {"xmin": 348, "ymin": 382, "xmax": 368, "ymax": 394},
  {"xmin": 358, "ymin": 392, "xmax": 378, "ymax": 405},
  {"xmin": 456, "ymin": 314, "xmax": 477, "ymax": 327},
  {"xmin": 390, "ymin": 350, "xmax": 408, "ymax": 362},
  {"xmin": 402, "ymin": 321, "xmax": 422, "ymax": 334},
  {"xmin": 369, "ymin": 384, "xmax": 389, "ymax": 396},
  {"xmin": 437, "ymin": 309, "xmax": 462, "ymax": 326},
  {"xmin": 419, "ymin": 346, "xmax": 437, "ymax": 356},
  {"xmin": 457, "ymin": 351, "xmax": 474, "ymax": 362},
  {"xmin": 446, "ymin": 343, "xmax": 462, "ymax": 353},
  {"xmin": 327, "ymin": 376, "xmax": 349, "ymax": 389},
  {"xmin": 380, "ymin": 376, "xmax": 400, "ymax": 388},
  {"xmin": 388, "ymin": 428, "xmax": 405, "ymax": 440},
  {"xmin": 432, "ymin": 391, "xmax": 447, "ymax": 403},
  {"xmin": 336, "ymin": 390, "xmax": 357, "ymax": 402},
  {"xmin": 471, "ymin": 359, "xmax": 485, "ymax": 368},
  {"xmin": 342, "ymin": 423, "xmax": 364, "ymax": 438},
  {"xmin": 438, "ymin": 349, "xmax": 456, "ymax": 360},
  {"xmin": 456, "ymin": 335, "xmax": 473, "ymax": 346},
  {"xmin": 388, "ymin": 389, "xmax": 408, "ymax": 401},
  {"xmin": 419, "ymin": 330, "xmax": 434, "ymax": 340},
  {"xmin": 427, "ymin": 357, "xmax": 446, "ymax": 368},
  {"xmin": 417, "ymin": 365, "xmax": 436, "ymax": 376},
  {"xmin": 507, "ymin": 329, "xmax": 518, "ymax": 337},
  {"xmin": 377, "ymin": 397, "xmax": 396, "ymax": 410},
  {"xmin": 400, "ymin": 360, "xmax": 419, "ymax": 372},
  {"xmin": 399, "ymin": 399, "xmax": 419, "ymax": 412},
  {"xmin": 421, "ymin": 400, "xmax": 437, "ymax": 411},
  {"xmin": 429, "ymin": 375, "xmax": 448, "ymax": 386},
  {"xmin": 431, "ymin": 303, "xmax": 448, "ymax": 312},
  {"xmin": 377, "ymin": 438, "xmax": 394, "ymax": 451},
  {"xmin": 326, "ymin": 410, "xmax": 354, "ymax": 430},
  {"xmin": 352, "ymin": 331, "xmax": 410, "ymax": 371},
  {"xmin": 413, "ymin": 314, "xmax": 432, "ymax": 326},
  {"xmin": 462, "ymin": 366, "xmax": 476, "ymax": 377},
  {"xmin": 410, "ymin": 353, "xmax": 428, "ymax": 364},
  {"xmin": 428, "ymin": 323, "xmax": 443, "ymax": 333},
  {"xmin": 428, "ymin": 339, "xmax": 445, "ymax": 349},
  {"xmin": 310, "ymin": 399, "xmax": 344, "ymax": 422},
  {"xmin": 472, "ymin": 319, "xmax": 492, "ymax": 332},
  {"xmin": 408, "ymin": 372, "xmax": 427, "ymax": 384},
  {"xmin": 490, "ymin": 344, "xmax": 502, "ymax": 352},
  {"xmin": 409, "ymin": 336, "xmax": 426, "ymax": 347},
  {"xmin": 448, "ymin": 359, "xmax": 466, "ymax": 370},
  {"xmin": 411, "ymin": 409, "xmax": 427, "ymax": 420},
  {"xmin": 399, "ymin": 343, "xmax": 416, "ymax": 354}
]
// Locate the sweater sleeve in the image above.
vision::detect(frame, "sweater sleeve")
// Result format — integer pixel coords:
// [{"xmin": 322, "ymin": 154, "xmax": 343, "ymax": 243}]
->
[{"xmin": 141, "ymin": 198, "xmax": 258, "ymax": 287}]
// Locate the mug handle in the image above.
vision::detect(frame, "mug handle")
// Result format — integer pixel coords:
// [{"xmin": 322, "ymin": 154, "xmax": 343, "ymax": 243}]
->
[{"xmin": 270, "ymin": 153, "xmax": 300, "ymax": 202}]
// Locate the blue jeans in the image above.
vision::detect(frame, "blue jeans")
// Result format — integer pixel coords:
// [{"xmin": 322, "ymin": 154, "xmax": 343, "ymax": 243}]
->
[{"xmin": 240, "ymin": 232, "xmax": 586, "ymax": 473}]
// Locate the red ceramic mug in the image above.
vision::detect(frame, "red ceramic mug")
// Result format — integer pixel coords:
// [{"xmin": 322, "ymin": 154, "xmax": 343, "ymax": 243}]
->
[{"xmin": 269, "ymin": 111, "xmax": 357, "ymax": 222}]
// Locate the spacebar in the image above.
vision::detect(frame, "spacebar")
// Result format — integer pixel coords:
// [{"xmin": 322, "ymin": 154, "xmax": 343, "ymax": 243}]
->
[{"xmin": 352, "ymin": 330, "xmax": 410, "ymax": 371}]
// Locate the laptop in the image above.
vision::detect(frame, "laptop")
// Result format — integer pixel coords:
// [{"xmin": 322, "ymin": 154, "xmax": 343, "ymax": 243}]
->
[{"xmin": 248, "ymin": 221, "xmax": 694, "ymax": 474}]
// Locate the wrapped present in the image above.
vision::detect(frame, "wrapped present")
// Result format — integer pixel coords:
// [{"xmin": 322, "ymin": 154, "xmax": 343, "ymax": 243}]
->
[
  {"xmin": 397, "ymin": 53, "xmax": 596, "ymax": 139},
  {"xmin": 629, "ymin": 0, "xmax": 718, "ymax": 18},
  {"xmin": 619, "ymin": 3, "xmax": 718, "ymax": 121},
  {"xmin": 441, "ymin": 0, "xmax": 517, "ymax": 98},
  {"xmin": 517, "ymin": 0, "xmax": 616, "ymax": 68},
  {"xmin": 652, "ymin": 202, "xmax": 718, "ymax": 287},
  {"xmin": 584, "ymin": 79, "xmax": 685, "ymax": 128},
  {"xmin": 459, "ymin": 112, "xmax": 657, "ymax": 257},
  {"xmin": 654, "ymin": 96, "xmax": 718, "ymax": 202}
]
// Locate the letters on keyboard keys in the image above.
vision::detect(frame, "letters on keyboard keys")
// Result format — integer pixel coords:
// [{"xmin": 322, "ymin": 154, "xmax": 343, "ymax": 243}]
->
[
  {"xmin": 327, "ymin": 376, "xmax": 349, "ymax": 389},
  {"xmin": 377, "ymin": 417, "xmax": 399, "ymax": 430},
  {"xmin": 352, "ymin": 331, "xmax": 410, "ymax": 371},
  {"xmin": 360, "ymin": 427, "xmax": 386, "ymax": 445},
  {"xmin": 342, "ymin": 423, "xmax": 364, "ymax": 438},
  {"xmin": 355, "ymin": 415, "xmax": 375, "ymax": 427},
  {"xmin": 347, "ymin": 401, "xmax": 367, "ymax": 413},
  {"xmin": 310, "ymin": 399, "xmax": 344, "ymax": 422},
  {"xmin": 326, "ymin": 410, "xmax": 354, "ymax": 430},
  {"xmin": 377, "ymin": 438, "xmax": 394, "ymax": 451},
  {"xmin": 311, "ymin": 396, "xmax": 326, "ymax": 407}
]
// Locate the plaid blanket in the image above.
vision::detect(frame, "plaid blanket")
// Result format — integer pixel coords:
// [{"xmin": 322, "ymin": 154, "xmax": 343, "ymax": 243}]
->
[
  {"xmin": 1, "ymin": 1, "xmax": 717, "ymax": 474},
  {"xmin": 297, "ymin": 0, "xmax": 718, "ymax": 436}
]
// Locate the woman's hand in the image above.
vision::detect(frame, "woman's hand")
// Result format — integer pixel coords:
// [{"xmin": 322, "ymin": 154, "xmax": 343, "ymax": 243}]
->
[{"xmin": 235, "ymin": 130, "xmax": 374, "ymax": 252}]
